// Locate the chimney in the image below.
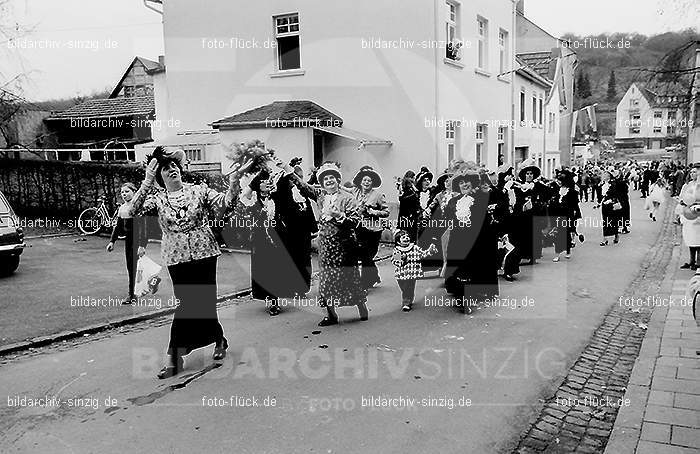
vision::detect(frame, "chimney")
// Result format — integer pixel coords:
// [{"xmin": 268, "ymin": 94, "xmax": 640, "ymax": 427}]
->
[
  {"xmin": 516, "ymin": 0, "xmax": 524, "ymax": 14},
  {"xmin": 158, "ymin": 55, "xmax": 165, "ymax": 66}
]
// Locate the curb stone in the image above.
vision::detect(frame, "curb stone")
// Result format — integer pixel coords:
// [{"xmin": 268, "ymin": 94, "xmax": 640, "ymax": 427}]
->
[
  {"xmin": 1, "ymin": 251, "xmax": 392, "ymax": 357},
  {"xmin": 0, "ymin": 288, "xmax": 252, "ymax": 357}
]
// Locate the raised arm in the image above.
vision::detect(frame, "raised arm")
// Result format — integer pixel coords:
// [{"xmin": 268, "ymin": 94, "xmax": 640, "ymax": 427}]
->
[
  {"xmin": 279, "ymin": 162, "xmax": 320, "ymax": 201},
  {"xmin": 126, "ymin": 160, "xmax": 159, "ymax": 217}
]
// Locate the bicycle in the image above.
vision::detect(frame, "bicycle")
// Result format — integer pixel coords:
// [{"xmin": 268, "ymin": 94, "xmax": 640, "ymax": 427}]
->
[{"xmin": 77, "ymin": 198, "xmax": 118, "ymax": 235}]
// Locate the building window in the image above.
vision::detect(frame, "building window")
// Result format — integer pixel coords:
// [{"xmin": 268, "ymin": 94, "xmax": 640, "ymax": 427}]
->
[
  {"xmin": 497, "ymin": 126, "xmax": 506, "ymax": 157},
  {"xmin": 183, "ymin": 146, "xmax": 203, "ymax": 162},
  {"xmin": 538, "ymin": 97, "xmax": 544, "ymax": 127},
  {"xmin": 653, "ymin": 111, "xmax": 662, "ymax": 134},
  {"xmin": 446, "ymin": 121, "xmax": 459, "ymax": 163},
  {"xmin": 477, "ymin": 16, "xmax": 488, "ymax": 70},
  {"xmin": 275, "ymin": 13, "xmax": 301, "ymax": 71},
  {"xmin": 446, "ymin": 1, "xmax": 461, "ymax": 60},
  {"xmin": 498, "ymin": 29, "xmax": 508, "ymax": 75},
  {"xmin": 124, "ymin": 86, "xmax": 134, "ymax": 97},
  {"xmin": 532, "ymin": 95, "xmax": 537, "ymax": 127},
  {"xmin": 630, "ymin": 98, "xmax": 639, "ymax": 107},
  {"xmin": 475, "ymin": 124, "xmax": 486, "ymax": 165},
  {"xmin": 667, "ymin": 111, "xmax": 675, "ymax": 135},
  {"xmin": 548, "ymin": 112, "xmax": 556, "ymax": 132},
  {"xmin": 630, "ymin": 114, "xmax": 641, "ymax": 134},
  {"xmin": 520, "ymin": 88, "xmax": 526, "ymax": 123}
]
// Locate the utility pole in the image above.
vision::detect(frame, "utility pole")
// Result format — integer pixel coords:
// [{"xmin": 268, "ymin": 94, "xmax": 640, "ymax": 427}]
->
[{"xmin": 689, "ymin": 46, "xmax": 700, "ymax": 163}]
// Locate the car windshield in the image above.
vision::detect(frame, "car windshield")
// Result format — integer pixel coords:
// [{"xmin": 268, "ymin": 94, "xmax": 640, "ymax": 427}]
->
[{"xmin": 0, "ymin": 194, "xmax": 10, "ymax": 214}]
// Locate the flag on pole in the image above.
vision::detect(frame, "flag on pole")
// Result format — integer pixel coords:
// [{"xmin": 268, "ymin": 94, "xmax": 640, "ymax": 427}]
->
[
  {"xmin": 586, "ymin": 105, "xmax": 597, "ymax": 132},
  {"xmin": 571, "ymin": 110, "xmax": 579, "ymax": 138}
]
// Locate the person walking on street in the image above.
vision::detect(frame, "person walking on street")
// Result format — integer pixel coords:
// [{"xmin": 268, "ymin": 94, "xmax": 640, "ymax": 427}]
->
[
  {"xmin": 589, "ymin": 168, "xmax": 602, "ymax": 208},
  {"xmin": 550, "ymin": 169, "xmax": 581, "ymax": 261},
  {"xmin": 352, "ymin": 166, "xmax": 389, "ymax": 290},
  {"xmin": 392, "ymin": 230, "xmax": 437, "ymax": 312},
  {"xmin": 618, "ymin": 171, "xmax": 631, "ymax": 234},
  {"xmin": 600, "ymin": 169, "xmax": 622, "ymax": 247},
  {"xmin": 106, "ymin": 182, "xmax": 150, "ymax": 305},
  {"xmin": 289, "ymin": 162, "xmax": 369, "ymax": 326},
  {"xmin": 397, "ymin": 170, "xmax": 420, "ymax": 242},
  {"xmin": 127, "ymin": 147, "xmax": 240, "ymax": 379},
  {"xmin": 645, "ymin": 178, "xmax": 667, "ymax": 222},
  {"xmin": 679, "ymin": 165, "xmax": 700, "ymax": 269},
  {"xmin": 578, "ymin": 169, "xmax": 589, "ymax": 203},
  {"xmin": 239, "ymin": 157, "xmax": 316, "ymax": 316}
]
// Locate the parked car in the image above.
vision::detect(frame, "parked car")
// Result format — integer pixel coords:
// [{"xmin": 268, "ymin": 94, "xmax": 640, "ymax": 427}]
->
[{"xmin": 0, "ymin": 190, "xmax": 25, "ymax": 275}]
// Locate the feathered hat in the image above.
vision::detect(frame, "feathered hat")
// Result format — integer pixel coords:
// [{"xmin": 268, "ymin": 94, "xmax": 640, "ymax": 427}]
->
[
  {"xmin": 317, "ymin": 162, "xmax": 342, "ymax": 183},
  {"xmin": 450, "ymin": 170, "xmax": 480, "ymax": 192},
  {"xmin": 415, "ymin": 166, "xmax": 434, "ymax": 186},
  {"xmin": 517, "ymin": 158, "xmax": 542, "ymax": 181},
  {"xmin": 352, "ymin": 165, "xmax": 382, "ymax": 188}
]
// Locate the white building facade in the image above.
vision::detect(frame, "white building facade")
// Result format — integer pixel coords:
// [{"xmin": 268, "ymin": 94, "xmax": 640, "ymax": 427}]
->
[
  {"xmin": 143, "ymin": 0, "xmax": 516, "ymax": 195},
  {"xmin": 615, "ymin": 83, "xmax": 686, "ymax": 152}
]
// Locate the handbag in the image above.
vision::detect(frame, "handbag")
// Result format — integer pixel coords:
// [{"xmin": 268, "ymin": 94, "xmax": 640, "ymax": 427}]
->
[
  {"xmin": 134, "ymin": 256, "xmax": 163, "ymax": 297},
  {"xmin": 612, "ymin": 202, "xmax": 623, "ymax": 211}
]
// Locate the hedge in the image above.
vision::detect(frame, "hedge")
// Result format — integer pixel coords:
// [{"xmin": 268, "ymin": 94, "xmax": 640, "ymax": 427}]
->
[{"xmin": 0, "ymin": 159, "xmax": 250, "ymax": 248}]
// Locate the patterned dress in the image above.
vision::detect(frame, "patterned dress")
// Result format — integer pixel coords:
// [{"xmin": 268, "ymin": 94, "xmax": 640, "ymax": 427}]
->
[
  {"xmin": 129, "ymin": 183, "xmax": 229, "ymax": 266},
  {"xmin": 393, "ymin": 243, "xmax": 437, "ymax": 280},
  {"xmin": 316, "ymin": 190, "xmax": 367, "ymax": 308},
  {"xmin": 128, "ymin": 182, "xmax": 234, "ymax": 356}
]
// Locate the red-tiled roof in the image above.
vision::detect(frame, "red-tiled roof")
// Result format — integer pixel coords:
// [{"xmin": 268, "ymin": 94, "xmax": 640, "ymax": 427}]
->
[
  {"xmin": 211, "ymin": 101, "xmax": 343, "ymax": 129},
  {"xmin": 46, "ymin": 96, "xmax": 154, "ymax": 120},
  {"xmin": 517, "ymin": 52, "xmax": 553, "ymax": 80}
]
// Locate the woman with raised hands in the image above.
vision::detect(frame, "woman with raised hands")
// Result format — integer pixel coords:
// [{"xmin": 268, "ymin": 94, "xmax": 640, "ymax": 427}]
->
[
  {"xmin": 284, "ymin": 160, "xmax": 369, "ymax": 326},
  {"xmin": 126, "ymin": 146, "xmax": 242, "ymax": 379}
]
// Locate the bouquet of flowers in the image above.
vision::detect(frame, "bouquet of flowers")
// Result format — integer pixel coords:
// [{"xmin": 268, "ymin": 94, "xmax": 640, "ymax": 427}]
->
[{"xmin": 225, "ymin": 139, "xmax": 275, "ymax": 175}]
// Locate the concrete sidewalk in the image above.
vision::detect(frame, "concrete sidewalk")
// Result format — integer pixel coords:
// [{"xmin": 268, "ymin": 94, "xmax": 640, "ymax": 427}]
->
[{"xmin": 605, "ymin": 246, "xmax": 700, "ymax": 453}]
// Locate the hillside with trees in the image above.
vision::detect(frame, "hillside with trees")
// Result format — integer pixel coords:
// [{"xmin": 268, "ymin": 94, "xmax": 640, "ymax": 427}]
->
[{"xmin": 562, "ymin": 29, "xmax": 699, "ymax": 136}]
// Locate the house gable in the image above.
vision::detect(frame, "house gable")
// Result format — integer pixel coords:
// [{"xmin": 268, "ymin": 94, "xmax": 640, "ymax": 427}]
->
[{"xmin": 109, "ymin": 57, "xmax": 163, "ymax": 99}]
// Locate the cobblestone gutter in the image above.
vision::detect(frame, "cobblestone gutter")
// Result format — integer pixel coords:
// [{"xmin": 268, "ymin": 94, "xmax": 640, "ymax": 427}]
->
[{"xmin": 513, "ymin": 202, "xmax": 678, "ymax": 453}]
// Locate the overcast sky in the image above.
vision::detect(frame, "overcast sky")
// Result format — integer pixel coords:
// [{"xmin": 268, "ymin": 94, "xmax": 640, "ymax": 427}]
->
[{"xmin": 2, "ymin": 0, "xmax": 698, "ymax": 102}]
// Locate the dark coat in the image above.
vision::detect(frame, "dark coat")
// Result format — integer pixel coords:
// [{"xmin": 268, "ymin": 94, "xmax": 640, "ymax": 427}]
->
[{"xmin": 444, "ymin": 191, "xmax": 499, "ymax": 300}]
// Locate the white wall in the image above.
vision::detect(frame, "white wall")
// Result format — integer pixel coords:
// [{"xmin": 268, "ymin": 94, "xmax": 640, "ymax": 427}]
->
[
  {"xmin": 151, "ymin": 71, "xmax": 169, "ymax": 141},
  {"xmin": 158, "ymin": 0, "xmax": 513, "ymax": 189},
  {"xmin": 514, "ymin": 72, "xmax": 545, "ymax": 163}
]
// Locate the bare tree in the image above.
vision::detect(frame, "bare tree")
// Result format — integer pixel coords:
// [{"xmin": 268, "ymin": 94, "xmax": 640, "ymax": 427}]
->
[{"xmin": 0, "ymin": 0, "xmax": 34, "ymax": 149}]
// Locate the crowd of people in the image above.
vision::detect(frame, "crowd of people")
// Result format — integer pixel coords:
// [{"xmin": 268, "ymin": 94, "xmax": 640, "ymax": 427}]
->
[{"xmin": 107, "ymin": 145, "xmax": 693, "ymax": 378}]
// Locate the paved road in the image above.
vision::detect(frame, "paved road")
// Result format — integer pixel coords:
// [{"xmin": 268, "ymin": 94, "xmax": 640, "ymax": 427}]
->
[
  {"xmin": 0, "ymin": 193, "xmax": 667, "ymax": 453},
  {"xmin": 0, "ymin": 235, "xmax": 252, "ymax": 347}
]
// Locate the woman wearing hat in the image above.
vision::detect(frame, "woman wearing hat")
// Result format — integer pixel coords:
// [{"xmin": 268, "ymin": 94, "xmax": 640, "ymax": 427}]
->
[
  {"xmin": 444, "ymin": 170, "xmax": 492, "ymax": 311},
  {"xmin": 126, "ymin": 146, "xmax": 240, "ymax": 378},
  {"xmin": 512, "ymin": 159, "xmax": 547, "ymax": 265},
  {"xmin": 288, "ymin": 162, "xmax": 369, "ymax": 326},
  {"xmin": 617, "ymin": 168, "xmax": 631, "ymax": 234},
  {"xmin": 240, "ymin": 157, "xmax": 317, "ymax": 316},
  {"xmin": 352, "ymin": 165, "xmax": 389, "ymax": 289},
  {"xmin": 473, "ymin": 171, "xmax": 502, "ymax": 298},
  {"xmin": 422, "ymin": 171, "xmax": 454, "ymax": 273},
  {"xmin": 416, "ymin": 166, "xmax": 434, "ymax": 215},
  {"xmin": 398, "ymin": 170, "xmax": 420, "ymax": 242},
  {"xmin": 496, "ymin": 165, "xmax": 520, "ymax": 280},
  {"xmin": 549, "ymin": 169, "xmax": 582, "ymax": 261},
  {"xmin": 600, "ymin": 169, "xmax": 622, "ymax": 246}
]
